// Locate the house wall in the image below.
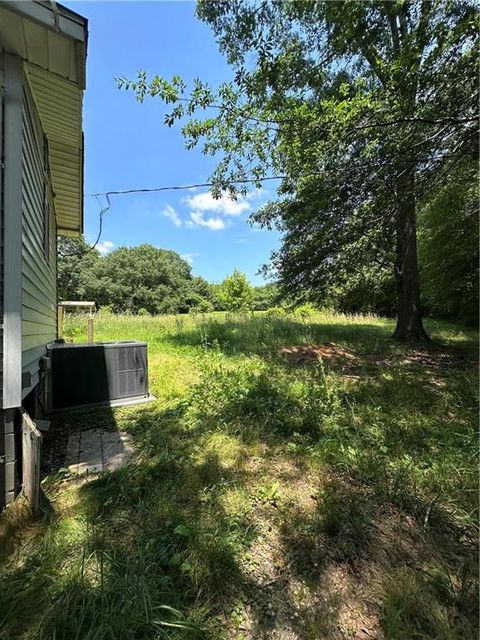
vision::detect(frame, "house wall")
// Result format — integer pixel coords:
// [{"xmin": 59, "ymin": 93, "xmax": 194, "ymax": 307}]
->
[
  {"xmin": 0, "ymin": 56, "xmax": 59, "ymax": 509},
  {"xmin": 21, "ymin": 76, "xmax": 57, "ymax": 397},
  {"xmin": 1, "ymin": 53, "xmax": 24, "ymax": 509},
  {"xmin": 0, "ymin": 55, "xmax": 7, "ymax": 506}
]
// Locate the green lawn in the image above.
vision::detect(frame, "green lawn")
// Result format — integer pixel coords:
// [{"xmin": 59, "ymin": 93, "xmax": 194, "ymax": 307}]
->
[{"xmin": 1, "ymin": 310, "xmax": 478, "ymax": 639}]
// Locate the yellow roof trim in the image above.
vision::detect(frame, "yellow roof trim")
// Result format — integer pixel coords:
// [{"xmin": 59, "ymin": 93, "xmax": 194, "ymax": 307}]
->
[
  {"xmin": 25, "ymin": 62, "xmax": 84, "ymax": 236},
  {"xmin": 0, "ymin": 1, "xmax": 87, "ymax": 237}
]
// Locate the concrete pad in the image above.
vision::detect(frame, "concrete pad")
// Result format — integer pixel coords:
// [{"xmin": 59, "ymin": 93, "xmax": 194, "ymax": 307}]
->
[
  {"xmin": 65, "ymin": 429, "xmax": 135, "ymax": 476},
  {"xmin": 65, "ymin": 431, "xmax": 81, "ymax": 474},
  {"xmin": 102, "ymin": 431, "xmax": 135, "ymax": 472},
  {"xmin": 77, "ymin": 429, "xmax": 103, "ymax": 475}
]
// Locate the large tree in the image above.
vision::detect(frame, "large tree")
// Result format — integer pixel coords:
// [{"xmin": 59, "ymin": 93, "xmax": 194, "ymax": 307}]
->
[
  {"xmin": 120, "ymin": 0, "xmax": 478, "ymax": 341},
  {"xmin": 91, "ymin": 245, "xmax": 195, "ymax": 313},
  {"xmin": 217, "ymin": 269, "xmax": 255, "ymax": 311},
  {"xmin": 57, "ymin": 236, "xmax": 100, "ymax": 302}
]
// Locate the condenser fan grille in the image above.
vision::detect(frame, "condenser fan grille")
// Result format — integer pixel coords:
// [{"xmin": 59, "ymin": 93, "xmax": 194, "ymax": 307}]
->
[{"xmin": 49, "ymin": 341, "xmax": 149, "ymax": 410}]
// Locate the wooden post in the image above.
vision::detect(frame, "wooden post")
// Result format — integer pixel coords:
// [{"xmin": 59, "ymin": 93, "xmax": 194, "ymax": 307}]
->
[
  {"xmin": 21, "ymin": 409, "xmax": 42, "ymax": 515},
  {"xmin": 87, "ymin": 317, "xmax": 94, "ymax": 344},
  {"xmin": 58, "ymin": 304, "xmax": 64, "ymax": 339}
]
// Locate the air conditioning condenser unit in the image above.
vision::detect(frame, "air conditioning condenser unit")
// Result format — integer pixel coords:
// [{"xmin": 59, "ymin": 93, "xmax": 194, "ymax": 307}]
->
[{"xmin": 47, "ymin": 341, "xmax": 152, "ymax": 411}]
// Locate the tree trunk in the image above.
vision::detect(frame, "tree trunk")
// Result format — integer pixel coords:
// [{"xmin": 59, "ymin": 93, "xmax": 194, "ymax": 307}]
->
[{"xmin": 392, "ymin": 170, "xmax": 430, "ymax": 342}]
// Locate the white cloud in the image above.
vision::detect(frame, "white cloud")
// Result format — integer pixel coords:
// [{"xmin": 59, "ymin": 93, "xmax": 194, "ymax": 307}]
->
[
  {"xmin": 189, "ymin": 211, "xmax": 226, "ymax": 231},
  {"xmin": 180, "ymin": 252, "xmax": 199, "ymax": 265},
  {"xmin": 160, "ymin": 191, "xmax": 260, "ymax": 232},
  {"xmin": 246, "ymin": 188, "xmax": 267, "ymax": 201},
  {"xmin": 97, "ymin": 240, "xmax": 114, "ymax": 255},
  {"xmin": 161, "ymin": 204, "xmax": 183, "ymax": 227},
  {"xmin": 235, "ymin": 238, "xmax": 248, "ymax": 244},
  {"xmin": 183, "ymin": 191, "xmax": 251, "ymax": 217}
]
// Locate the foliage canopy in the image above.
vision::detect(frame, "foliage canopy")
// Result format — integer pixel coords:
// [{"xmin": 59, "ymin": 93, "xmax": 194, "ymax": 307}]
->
[
  {"xmin": 57, "ymin": 240, "xmax": 214, "ymax": 314},
  {"xmin": 217, "ymin": 268, "xmax": 255, "ymax": 312},
  {"xmin": 119, "ymin": 0, "xmax": 479, "ymax": 340}
]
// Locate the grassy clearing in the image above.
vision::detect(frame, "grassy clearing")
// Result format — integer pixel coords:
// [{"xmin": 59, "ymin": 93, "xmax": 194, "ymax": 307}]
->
[{"xmin": 1, "ymin": 310, "xmax": 478, "ymax": 639}]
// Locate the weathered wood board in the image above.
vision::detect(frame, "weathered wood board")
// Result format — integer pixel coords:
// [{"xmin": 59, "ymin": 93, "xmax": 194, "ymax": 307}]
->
[{"xmin": 21, "ymin": 408, "xmax": 42, "ymax": 515}]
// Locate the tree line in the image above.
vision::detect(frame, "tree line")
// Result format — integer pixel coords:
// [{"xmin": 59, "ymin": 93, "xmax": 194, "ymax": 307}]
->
[
  {"xmin": 57, "ymin": 238, "xmax": 278, "ymax": 314},
  {"xmin": 58, "ymin": 204, "xmax": 477, "ymax": 325}
]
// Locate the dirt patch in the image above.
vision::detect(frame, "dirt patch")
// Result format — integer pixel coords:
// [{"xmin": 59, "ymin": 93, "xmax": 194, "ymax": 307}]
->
[
  {"xmin": 280, "ymin": 343, "xmax": 476, "ymax": 383},
  {"xmin": 220, "ymin": 453, "xmax": 478, "ymax": 640},
  {"xmin": 280, "ymin": 343, "xmax": 357, "ymax": 365},
  {"xmin": 394, "ymin": 350, "xmax": 476, "ymax": 370},
  {"xmin": 218, "ymin": 455, "xmax": 384, "ymax": 639},
  {"xmin": 41, "ymin": 425, "xmax": 70, "ymax": 476}
]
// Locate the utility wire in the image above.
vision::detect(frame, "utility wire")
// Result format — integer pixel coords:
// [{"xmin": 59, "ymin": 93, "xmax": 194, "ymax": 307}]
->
[
  {"xmin": 62, "ymin": 175, "xmax": 287, "ymax": 257},
  {"xmin": 59, "ymin": 193, "xmax": 112, "ymax": 257},
  {"xmin": 85, "ymin": 147, "xmax": 476, "ymax": 201},
  {"xmin": 62, "ymin": 147, "xmax": 476, "ymax": 258},
  {"xmin": 85, "ymin": 174, "xmax": 287, "ymax": 199}
]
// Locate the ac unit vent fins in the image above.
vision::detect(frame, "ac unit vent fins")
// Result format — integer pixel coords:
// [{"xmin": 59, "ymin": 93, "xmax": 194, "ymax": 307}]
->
[{"xmin": 48, "ymin": 341, "xmax": 149, "ymax": 410}]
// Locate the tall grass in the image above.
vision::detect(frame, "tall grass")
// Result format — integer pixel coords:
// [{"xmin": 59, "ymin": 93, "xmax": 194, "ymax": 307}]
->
[
  {"xmin": 1, "ymin": 310, "xmax": 478, "ymax": 639},
  {"xmin": 63, "ymin": 308, "xmax": 477, "ymax": 355}
]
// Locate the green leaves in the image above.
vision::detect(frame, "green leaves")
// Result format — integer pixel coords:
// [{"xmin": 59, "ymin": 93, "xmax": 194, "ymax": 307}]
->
[
  {"xmin": 418, "ymin": 158, "xmax": 479, "ymax": 325},
  {"xmin": 118, "ymin": 1, "xmax": 478, "ymax": 327},
  {"xmin": 173, "ymin": 524, "xmax": 190, "ymax": 538},
  {"xmin": 57, "ymin": 242, "xmax": 216, "ymax": 315},
  {"xmin": 216, "ymin": 269, "xmax": 255, "ymax": 312}
]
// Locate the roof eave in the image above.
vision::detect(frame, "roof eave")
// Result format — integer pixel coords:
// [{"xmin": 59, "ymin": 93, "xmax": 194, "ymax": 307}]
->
[{"xmin": 0, "ymin": 1, "xmax": 88, "ymax": 88}]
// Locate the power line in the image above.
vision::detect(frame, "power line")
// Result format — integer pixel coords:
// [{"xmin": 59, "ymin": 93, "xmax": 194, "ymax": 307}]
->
[
  {"xmin": 85, "ymin": 146, "xmax": 476, "ymax": 201},
  {"xmin": 84, "ymin": 174, "xmax": 287, "ymax": 198},
  {"xmin": 66, "ymin": 149, "xmax": 475, "ymax": 258},
  {"xmin": 63, "ymin": 175, "xmax": 288, "ymax": 257},
  {"xmin": 59, "ymin": 193, "xmax": 112, "ymax": 258}
]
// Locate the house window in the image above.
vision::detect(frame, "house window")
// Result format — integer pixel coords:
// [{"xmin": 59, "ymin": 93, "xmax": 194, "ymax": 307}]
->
[{"xmin": 43, "ymin": 136, "xmax": 50, "ymax": 261}]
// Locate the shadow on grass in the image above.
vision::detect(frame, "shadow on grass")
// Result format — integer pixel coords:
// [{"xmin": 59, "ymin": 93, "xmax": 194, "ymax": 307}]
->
[
  {"xmin": 5, "ymin": 393, "xmax": 310, "ymax": 638},
  {"xmin": 1, "ymin": 409, "xmax": 246, "ymax": 638},
  {"xmin": 1, "ymin": 402, "xmax": 359, "ymax": 638},
  {"xmin": 164, "ymin": 315, "xmax": 396, "ymax": 356},
  {"xmin": 1, "ymin": 315, "xmax": 478, "ymax": 639},
  {"xmin": 162, "ymin": 314, "xmax": 477, "ymax": 361},
  {"xmin": 277, "ymin": 477, "xmax": 478, "ymax": 640}
]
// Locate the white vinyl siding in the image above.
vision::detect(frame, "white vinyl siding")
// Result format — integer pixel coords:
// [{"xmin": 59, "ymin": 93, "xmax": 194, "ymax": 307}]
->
[{"xmin": 21, "ymin": 78, "xmax": 57, "ymax": 395}]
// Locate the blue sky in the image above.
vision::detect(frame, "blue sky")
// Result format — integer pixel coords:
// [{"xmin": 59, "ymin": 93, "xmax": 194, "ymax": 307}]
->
[{"xmin": 65, "ymin": 1, "xmax": 280, "ymax": 285}]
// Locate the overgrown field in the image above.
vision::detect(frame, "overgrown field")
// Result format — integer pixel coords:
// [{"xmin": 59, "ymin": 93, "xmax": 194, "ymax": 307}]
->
[{"xmin": 1, "ymin": 311, "xmax": 478, "ymax": 639}]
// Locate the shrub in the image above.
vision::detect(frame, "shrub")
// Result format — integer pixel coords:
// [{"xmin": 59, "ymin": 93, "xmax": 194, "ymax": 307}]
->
[
  {"xmin": 98, "ymin": 304, "xmax": 114, "ymax": 315},
  {"xmin": 293, "ymin": 303, "xmax": 318, "ymax": 319},
  {"xmin": 265, "ymin": 306, "xmax": 287, "ymax": 318},
  {"xmin": 189, "ymin": 298, "xmax": 215, "ymax": 314}
]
